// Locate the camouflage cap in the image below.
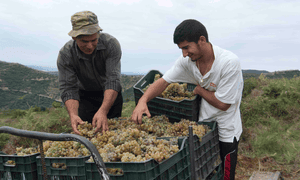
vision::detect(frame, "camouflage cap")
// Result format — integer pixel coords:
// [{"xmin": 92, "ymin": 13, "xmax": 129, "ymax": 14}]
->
[{"xmin": 68, "ymin": 11, "xmax": 103, "ymax": 37}]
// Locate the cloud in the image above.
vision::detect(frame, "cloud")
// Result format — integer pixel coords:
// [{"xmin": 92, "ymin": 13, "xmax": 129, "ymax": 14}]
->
[
  {"xmin": 155, "ymin": 0, "xmax": 173, "ymax": 7},
  {"xmin": 0, "ymin": 0, "xmax": 299, "ymax": 73}
]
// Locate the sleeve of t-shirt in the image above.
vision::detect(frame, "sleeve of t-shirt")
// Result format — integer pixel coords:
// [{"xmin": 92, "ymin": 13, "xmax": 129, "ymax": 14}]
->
[
  {"xmin": 215, "ymin": 56, "xmax": 243, "ymax": 104},
  {"xmin": 163, "ymin": 56, "xmax": 198, "ymax": 85}
]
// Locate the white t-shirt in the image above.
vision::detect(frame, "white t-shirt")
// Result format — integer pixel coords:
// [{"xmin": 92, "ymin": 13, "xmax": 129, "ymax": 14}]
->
[{"xmin": 163, "ymin": 44, "xmax": 243, "ymax": 143}]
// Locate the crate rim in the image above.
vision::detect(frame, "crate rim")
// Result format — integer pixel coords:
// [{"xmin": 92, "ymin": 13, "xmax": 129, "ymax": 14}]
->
[
  {"xmin": 0, "ymin": 152, "xmax": 40, "ymax": 157},
  {"xmin": 133, "ymin": 69, "xmax": 199, "ymax": 103}
]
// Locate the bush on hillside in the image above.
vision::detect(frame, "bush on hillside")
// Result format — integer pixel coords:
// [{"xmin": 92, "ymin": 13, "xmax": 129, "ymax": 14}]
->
[
  {"xmin": 52, "ymin": 101, "xmax": 62, "ymax": 108},
  {"xmin": 9, "ymin": 109, "xmax": 27, "ymax": 119},
  {"xmin": 242, "ymin": 77, "xmax": 258, "ymax": 98}
]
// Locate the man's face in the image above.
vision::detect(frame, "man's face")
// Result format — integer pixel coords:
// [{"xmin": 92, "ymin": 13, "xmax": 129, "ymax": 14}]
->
[
  {"xmin": 73, "ymin": 33, "xmax": 98, "ymax": 55},
  {"xmin": 177, "ymin": 40, "xmax": 203, "ymax": 62}
]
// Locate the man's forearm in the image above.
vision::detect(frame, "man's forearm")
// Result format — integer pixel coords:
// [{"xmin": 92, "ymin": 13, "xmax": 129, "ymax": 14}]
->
[
  {"xmin": 139, "ymin": 78, "xmax": 169, "ymax": 104},
  {"xmin": 65, "ymin": 99, "xmax": 79, "ymax": 117},
  {"xmin": 99, "ymin": 89, "xmax": 118, "ymax": 114},
  {"xmin": 194, "ymin": 86, "xmax": 230, "ymax": 111}
]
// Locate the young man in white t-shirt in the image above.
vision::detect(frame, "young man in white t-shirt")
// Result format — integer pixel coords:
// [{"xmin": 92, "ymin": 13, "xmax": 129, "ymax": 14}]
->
[{"xmin": 131, "ymin": 19, "xmax": 243, "ymax": 180}]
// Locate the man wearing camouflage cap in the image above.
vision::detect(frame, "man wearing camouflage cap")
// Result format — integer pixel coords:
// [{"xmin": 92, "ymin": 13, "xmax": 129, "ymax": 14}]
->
[{"xmin": 57, "ymin": 11, "xmax": 123, "ymax": 134}]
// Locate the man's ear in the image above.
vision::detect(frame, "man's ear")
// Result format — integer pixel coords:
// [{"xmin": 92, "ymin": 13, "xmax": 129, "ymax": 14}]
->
[
  {"xmin": 72, "ymin": 37, "xmax": 76, "ymax": 40},
  {"xmin": 198, "ymin": 36, "xmax": 207, "ymax": 44},
  {"xmin": 201, "ymin": 36, "xmax": 207, "ymax": 42}
]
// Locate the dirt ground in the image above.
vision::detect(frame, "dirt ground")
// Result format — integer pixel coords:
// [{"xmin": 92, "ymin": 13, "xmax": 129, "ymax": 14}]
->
[{"xmin": 236, "ymin": 154, "xmax": 300, "ymax": 180}]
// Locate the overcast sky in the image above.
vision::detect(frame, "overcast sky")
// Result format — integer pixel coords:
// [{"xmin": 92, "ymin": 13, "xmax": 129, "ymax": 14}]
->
[{"xmin": 0, "ymin": 0, "xmax": 299, "ymax": 74}]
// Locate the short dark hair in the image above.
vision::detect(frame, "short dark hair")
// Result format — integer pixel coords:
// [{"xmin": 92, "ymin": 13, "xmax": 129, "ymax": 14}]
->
[
  {"xmin": 76, "ymin": 31, "xmax": 101, "ymax": 39},
  {"xmin": 173, "ymin": 19, "xmax": 209, "ymax": 44}
]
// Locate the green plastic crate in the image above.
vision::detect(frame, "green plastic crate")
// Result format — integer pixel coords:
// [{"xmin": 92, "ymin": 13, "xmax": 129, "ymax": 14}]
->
[
  {"xmin": 0, "ymin": 152, "xmax": 39, "ymax": 180},
  {"xmin": 189, "ymin": 121, "xmax": 220, "ymax": 180},
  {"xmin": 85, "ymin": 137, "xmax": 191, "ymax": 180},
  {"xmin": 133, "ymin": 70, "xmax": 201, "ymax": 123},
  {"xmin": 36, "ymin": 155, "xmax": 90, "ymax": 180}
]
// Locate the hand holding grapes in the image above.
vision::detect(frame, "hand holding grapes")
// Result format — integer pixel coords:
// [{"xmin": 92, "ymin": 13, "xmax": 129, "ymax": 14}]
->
[
  {"xmin": 92, "ymin": 110, "xmax": 109, "ymax": 134},
  {"xmin": 70, "ymin": 114, "xmax": 85, "ymax": 135}
]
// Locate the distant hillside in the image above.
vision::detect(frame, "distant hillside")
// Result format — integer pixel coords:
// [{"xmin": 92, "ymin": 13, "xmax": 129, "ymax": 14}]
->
[
  {"xmin": 0, "ymin": 61, "xmax": 61, "ymax": 110},
  {"xmin": 243, "ymin": 69, "xmax": 300, "ymax": 80},
  {"xmin": 0, "ymin": 61, "xmax": 143, "ymax": 110},
  {"xmin": 26, "ymin": 65, "xmax": 58, "ymax": 72},
  {"xmin": 1, "ymin": 61, "xmax": 299, "ymax": 110},
  {"xmin": 242, "ymin": 69, "xmax": 269, "ymax": 74}
]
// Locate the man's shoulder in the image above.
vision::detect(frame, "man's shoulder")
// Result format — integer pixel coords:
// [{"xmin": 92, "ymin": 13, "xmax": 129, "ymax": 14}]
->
[
  {"xmin": 99, "ymin": 33, "xmax": 118, "ymax": 43},
  {"xmin": 98, "ymin": 32, "xmax": 121, "ymax": 52},
  {"xmin": 213, "ymin": 45, "xmax": 238, "ymax": 60},
  {"xmin": 60, "ymin": 40, "xmax": 75, "ymax": 54},
  {"xmin": 213, "ymin": 45, "xmax": 239, "ymax": 67}
]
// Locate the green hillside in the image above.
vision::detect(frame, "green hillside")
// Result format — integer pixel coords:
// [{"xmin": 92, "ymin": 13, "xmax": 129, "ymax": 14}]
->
[
  {"xmin": 1, "ymin": 61, "xmax": 299, "ymax": 111},
  {"xmin": 0, "ymin": 61, "xmax": 143, "ymax": 110},
  {"xmin": 0, "ymin": 73, "xmax": 300, "ymax": 179},
  {"xmin": 0, "ymin": 65, "xmax": 300, "ymax": 179},
  {"xmin": 0, "ymin": 61, "xmax": 61, "ymax": 110}
]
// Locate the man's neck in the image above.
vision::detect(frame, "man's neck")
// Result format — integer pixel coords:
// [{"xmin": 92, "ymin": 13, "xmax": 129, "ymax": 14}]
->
[{"xmin": 199, "ymin": 43, "xmax": 214, "ymax": 65}]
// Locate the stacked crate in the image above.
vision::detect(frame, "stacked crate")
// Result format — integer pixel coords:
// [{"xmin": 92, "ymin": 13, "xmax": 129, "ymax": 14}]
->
[
  {"xmin": 133, "ymin": 70, "xmax": 201, "ymax": 123},
  {"xmin": 0, "ymin": 152, "xmax": 40, "ymax": 180},
  {"xmin": 133, "ymin": 70, "xmax": 223, "ymax": 179},
  {"xmin": 85, "ymin": 137, "xmax": 191, "ymax": 180}
]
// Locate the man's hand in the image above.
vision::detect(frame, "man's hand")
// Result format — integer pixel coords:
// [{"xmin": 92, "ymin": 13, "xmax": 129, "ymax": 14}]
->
[
  {"xmin": 131, "ymin": 78, "xmax": 169, "ymax": 124},
  {"xmin": 131, "ymin": 101, "xmax": 151, "ymax": 124},
  {"xmin": 70, "ymin": 115, "xmax": 85, "ymax": 135},
  {"xmin": 193, "ymin": 84, "xmax": 231, "ymax": 111},
  {"xmin": 92, "ymin": 110, "xmax": 109, "ymax": 134},
  {"xmin": 193, "ymin": 84, "xmax": 204, "ymax": 96}
]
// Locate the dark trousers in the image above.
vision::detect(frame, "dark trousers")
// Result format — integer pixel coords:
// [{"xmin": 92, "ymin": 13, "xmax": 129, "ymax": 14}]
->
[
  {"xmin": 219, "ymin": 137, "xmax": 239, "ymax": 180},
  {"xmin": 78, "ymin": 90, "xmax": 123, "ymax": 124}
]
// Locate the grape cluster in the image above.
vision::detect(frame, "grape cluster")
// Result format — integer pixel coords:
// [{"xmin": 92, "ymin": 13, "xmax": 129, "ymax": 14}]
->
[
  {"xmin": 87, "ymin": 125, "xmax": 179, "ymax": 163},
  {"xmin": 43, "ymin": 140, "xmax": 90, "ymax": 157},
  {"xmin": 77, "ymin": 122, "xmax": 96, "ymax": 138},
  {"xmin": 5, "ymin": 147, "xmax": 40, "ymax": 166},
  {"xmin": 16, "ymin": 146, "xmax": 39, "ymax": 156},
  {"xmin": 143, "ymin": 74, "xmax": 196, "ymax": 101},
  {"xmin": 12, "ymin": 115, "xmax": 210, "ymax": 175}
]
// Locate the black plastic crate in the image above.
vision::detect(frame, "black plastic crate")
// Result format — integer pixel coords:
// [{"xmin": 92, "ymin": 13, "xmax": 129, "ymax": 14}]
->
[
  {"xmin": 133, "ymin": 70, "xmax": 201, "ymax": 123},
  {"xmin": 188, "ymin": 121, "xmax": 220, "ymax": 180},
  {"xmin": 85, "ymin": 137, "xmax": 191, "ymax": 180},
  {"xmin": 36, "ymin": 155, "xmax": 90, "ymax": 180},
  {"xmin": 0, "ymin": 152, "xmax": 39, "ymax": 180}
]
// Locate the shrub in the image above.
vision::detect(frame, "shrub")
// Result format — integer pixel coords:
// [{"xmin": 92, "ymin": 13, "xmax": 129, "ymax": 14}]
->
[
  {"xmin": 243, "ymin": 77, "xmax": 258, "ymax": 97},
  {"xmin": 9, "ymin": 109, "xmax": 27, "ymax": 118},
  {"xmin": 52, "ymin": 101, "xmax": 62, "ymax": 108}
]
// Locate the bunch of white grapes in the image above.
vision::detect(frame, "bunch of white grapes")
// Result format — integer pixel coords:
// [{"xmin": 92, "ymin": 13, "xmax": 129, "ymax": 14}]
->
[
  {"xmin": 11, "ymin": 115, "xmax": 210, "ymax": 175},
  {"xmin": 142, "ymin": 74, "xmax": 196, "ymax": 101},
  {"xmin": 87, "ymin": 126, "xmax": 179, "ymax": 163}
]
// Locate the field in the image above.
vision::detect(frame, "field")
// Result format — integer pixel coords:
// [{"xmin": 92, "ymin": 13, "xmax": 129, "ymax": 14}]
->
[{"xmin": 0, "ymin": 74, "xmax": 300, "ymax": 179}]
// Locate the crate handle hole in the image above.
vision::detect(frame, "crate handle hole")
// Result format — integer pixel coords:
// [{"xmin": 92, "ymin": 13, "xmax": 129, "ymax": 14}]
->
[
  {"xmin": 4, "ymin": 160, "xmax": 16, "ymax": 167},
  {"xmin": 140, "ymin": 80, "xmax": 147, "ymax": 88},
  {"xmin": 107, "ymin": 168, "xmax": 124, "ymax": 175},
  {"xmin": 51, "ymin": 162, "xmax": 67, "ymax": 170}
]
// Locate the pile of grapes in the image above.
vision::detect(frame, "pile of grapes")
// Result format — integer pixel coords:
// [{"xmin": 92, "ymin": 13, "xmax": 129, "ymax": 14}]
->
[
  {"xmin": 9, "ymin": 116, "xmax": 210, "ymax": 167},
  {"xmin": 142, "ymin": 74, "xmax": 196, "ymax": 101}
]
